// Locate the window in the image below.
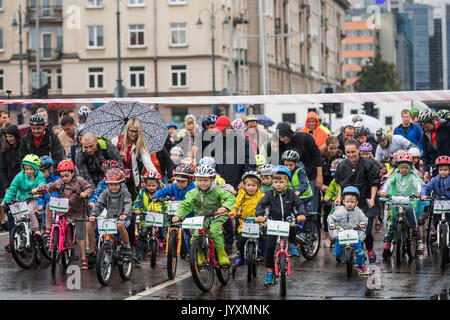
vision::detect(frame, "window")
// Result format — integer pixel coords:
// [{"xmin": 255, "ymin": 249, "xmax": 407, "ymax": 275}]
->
[
  {"xmin": 129, "ymin": 66, "xmax": 146, "ymax": 89},
  {"xmin": 170, "ymin": 23, "xmax": 187, "ymax": 46},
  {"xmin": 385, "ymin": 116, "xmax": 393, "ymax": 126},
  {"xmin": 0, "ymin": 29, "xmax": 3, "ymax": 51},
  {"xmin": 350, "ymin": 109, "xmax": 358, "ymax": 114},
  {"xmin": 57, "ymin": 68, "xmax": 62, "ymax": 89},
  {"xmin": 43, "ymin": 69, "xmax": 52, "ymax": 89},
  {"xmin": 129, "ymin": 24, "xmax": 145, "ymax": 47},
  {"xmin": 0, "ymin": 70, "xmax": 3, "ymax": 91},
  {"xmin": 88, "ymin": 67, "xmax": 104, "ymax": 89},
  {"xmin": 129, "ymin": 0, "xmax": 145, "ymax": 6},
  {"xmin": 172, "ymin": 106, "xmax": 188, "ymax": 129},
  {"xmin": 171, "ymin": 65, "xmax": 187, "ymax": 88},
  {"xmin": 282, "ymin": 113, "xmax": 296, "ymax": 124},
  {"xmin": 87, "ymin": 0, "xmax": 103, "ymax": 7},
  {"xmin": 0, "ymin": 0, "xmax": 3, "ymax": 11},
  {"xmin": 87, "ymin": 25, "xmax": 104, "ymax": 48},
  {"xmin": 56, "ymin": 27, "xmax": 63, "ymax": 49},
  {"xmin": 168, "ymin": 0, "xmax": 187, "ymax": 4}
]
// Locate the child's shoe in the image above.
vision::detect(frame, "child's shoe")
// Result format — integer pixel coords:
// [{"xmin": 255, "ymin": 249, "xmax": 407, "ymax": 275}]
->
[
  {"xmin": 234, "ymin": 253, "xmax": 244, "ymax": 266},
  {"xmin": 367, "ymin": 249, "xmax": 377, "ymax": 264},
  {"xmin": 288, "ymin": 245, "xmax": 299, "ymax": 257},
  {"xmin": 217, "ymin": 247, "xmax": 230, "ymax": 267},
  {"xmin": 357, "ymin": 265, "xmax": 369, "ymax": 275},
  {"xmin": 264, "ymin": 272, "xmax": 274, "ymax": 286}
]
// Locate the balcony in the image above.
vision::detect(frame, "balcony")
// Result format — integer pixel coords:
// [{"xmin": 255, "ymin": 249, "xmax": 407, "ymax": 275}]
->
[
  {"xmin": 26, "ymin": 5, "xmax": 63, "ymax": 23},
  {"xmin": 27, "ymin": 48, "xmax": 63, "ymax": 62}
]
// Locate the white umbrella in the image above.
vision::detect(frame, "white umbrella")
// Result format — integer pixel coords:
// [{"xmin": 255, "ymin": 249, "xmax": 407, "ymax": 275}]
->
[{"xmin": 337, "ymin": 114, "xmax": 384, "ymax": 134}]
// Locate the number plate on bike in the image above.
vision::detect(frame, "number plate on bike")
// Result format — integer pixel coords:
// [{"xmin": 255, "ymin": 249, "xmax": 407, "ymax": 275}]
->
[
  {"xmin": 49, "ymin": 197, "xmax": 69, "ymax": 213},
  {"xmin": 98, "ymin": 208, "xmax": 107, "ymax": 219},
  {"xmin": 390, "ymin": 196, "xmax": 410, "ymax": 206},
  {"xmin": 242, "ymin": 222, "xmax": 259, "ymax": 238},
  {"xmin": 144, "ymin": 211, "xmax": 164, "ymax": 227},
  {"xmin": 168, "ymin": 201, "xmax": 182, "ymax": 215},
  {"xmin": 97, "ymin": 219, "xmax": 118, "ymax": 234},
  {"xmin": 338, "ymin": 230, "xmax": 359, "ymax": 245},
  {"xmin": 9, "ymin": 201, "xmax": 28, "ymax": 218},
  {"xmin": 182, "ymin": 216, "xmax": 205, "ymax": 230},
  {"xmin": 266, "ymin": 220, "xmax": 290, "ymax": 237},
  {"xmin": 434, "ymin": 200, "xmax": 450, "ymax": 215}
]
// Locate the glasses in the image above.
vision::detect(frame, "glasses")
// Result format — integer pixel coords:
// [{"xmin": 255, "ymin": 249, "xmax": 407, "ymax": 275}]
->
[{"xmin": 128, "ymin": 129, "xmax": 139, "ymax": 134}]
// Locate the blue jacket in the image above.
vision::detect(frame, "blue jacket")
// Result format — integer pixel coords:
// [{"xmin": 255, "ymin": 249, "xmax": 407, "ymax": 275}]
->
[
  {"xmin": 38, "ymin": 173, "xmax": 61, "ymax": 208},
  {"xmin": 422, "ymin": 119, "xmax": 450, "ymax": 173},
  {"xmin": 420, "ymin": 175, "xmax": 450, "ymax": 200},
  {"xmin": 394, "ymin": 123, "xmax": 423, "ymax": 151},
  {"xmin": 152, "ymin": 181, "xmax": 196, "ymax": 201}
]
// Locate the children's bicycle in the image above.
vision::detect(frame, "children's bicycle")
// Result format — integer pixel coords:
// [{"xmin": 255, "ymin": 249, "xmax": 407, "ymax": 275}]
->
[
  {"xmin": 293, "ymin": 212, "xmax": 321, "ymax": 260},
  {"xmin": 334, "ymin": 226, "xmax": 365, "ymax": 277},
  {"xmin": 425, "ymin": 197, "xmax": 450, "ymax": 269},
  {"xmin": 48, "ymin": 205, "xmax": 74, "ymax": 274},
  {"xmin": 166, "ymin": 218, "xmax": 184, "ymax": 279},
  {"xmin": 183, "ymin": 211, "xmax": 230, "ymax": 292},
  {"xmin": 95, "ymin": 218, "xmax": 133, "ymax": 286}
]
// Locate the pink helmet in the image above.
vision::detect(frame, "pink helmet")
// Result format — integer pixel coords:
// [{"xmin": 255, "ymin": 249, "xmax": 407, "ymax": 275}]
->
[{"xmin": 359, "ymin": 142, "xmax": 373, "ymax": 152}]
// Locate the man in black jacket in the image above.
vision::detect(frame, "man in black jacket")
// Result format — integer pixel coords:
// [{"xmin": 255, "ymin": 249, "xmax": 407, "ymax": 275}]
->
[
  {"xmin": 277, "ymin": 122, "xmax": 323, "ymax": 212},
  {"xmin": 18, "ymin": 113, "xmax": 63, "ymax": 168}
]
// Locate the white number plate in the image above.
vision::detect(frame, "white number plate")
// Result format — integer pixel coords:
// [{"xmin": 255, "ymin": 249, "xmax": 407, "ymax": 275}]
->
[
  {"xmin": 49, "ymin": 197, "xmax": 69, "ymax": 213},
  {"xmin": 168, "ymin": 201, "xmax": 182, "ymax": 215},
  {"xmin": 182, "ymin": 216, "xmax": 205, "ymax": 230},
  {"xmin": 434, "ymin": 200, "xmax": 450, "ymax": 215},
  {"xmin": 266, "ymin": 220, "xmax": 290, "ymax": 237},
  {"xmin": 144, "ymin": 211, "xmax": 164, "ymax": 227},
  {"xmin": 98, "ymin": 208, "xmax": 107, "ymax": 219},
  {"xmin": 97, "ymin": 219, "xmax": 118, "ymax": 235},
  {"xmin": 9, "ymin": 201, "xmax": 28, "ymax": 217},
  {"xmin": 242, "ymin": 222, "xmax": 259, "ymax": 238},
  {"xmin": 390, "ymin": 196, "xmax": 410, "ymax": 206},
  {"xmin": 338, "ymin": 229, "xmax": 359, "ymax": 245}
]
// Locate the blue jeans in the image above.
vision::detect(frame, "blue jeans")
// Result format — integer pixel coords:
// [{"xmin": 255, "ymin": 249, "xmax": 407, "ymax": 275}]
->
[
  {"xmin": 310, "ymin": 179, "xmax": 319, "ymax": 213},
  {"xmin": 334, "ymin": 239, "xmax": 365, "ymax": 267}
]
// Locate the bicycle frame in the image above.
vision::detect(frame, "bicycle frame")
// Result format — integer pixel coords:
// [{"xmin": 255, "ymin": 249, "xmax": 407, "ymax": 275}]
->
[
  {"xmin": 274, "ymin": 237, "xmax": 291, "ymax": 276},
  {"xmin": 165, "ymin": 224, "xmax": 182, "ymax": 255},
  {"xmin": 435, "ymin": 202, "xmax": 450, "ymax": 248},
  {"xmin": 49, "ymin": 213, "xmax": 73, "ymax": 254},
  {"xmin": 196, "ymin": 226, "xmax": 219, "ymax": 268}
]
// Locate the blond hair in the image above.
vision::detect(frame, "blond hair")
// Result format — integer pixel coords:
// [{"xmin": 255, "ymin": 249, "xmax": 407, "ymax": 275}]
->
[{"xmin": 122, "ymin": 118, "xmax": 149, "ymax": 156}]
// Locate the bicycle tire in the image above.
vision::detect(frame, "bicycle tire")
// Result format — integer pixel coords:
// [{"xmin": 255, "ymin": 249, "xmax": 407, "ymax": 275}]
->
[
  {"xmin": 406, "ymin": 228, "xmax": 417, "ymax": 260},
  {"xmin": 215, "ymin": 248, "xmax": 230, "ymax": 285},
  {"xmin": 345, "ymin": 247, "xmax": 353, "ymax": 277},
  {"xmin": 51, "ymin": 229, "xmax": 59, "ymax": 274},
  {"xmin": 189, "ymin": 239, "xmax": 214, "ymax": 292},
  {"xmin": 34, "ymin": 237, "xmax": 43, "ymax": 265},
  {"xmin": 10, "ymin": 225, "xmax": 36, "ymax": 269},
  {"xmin": 96, "ymin": 243, "xmax": 113, "ymax": 286},
  {"xmin": 42, "ymin": 235, "xmax": 52, "ymax": 261},
  {"xmin": 150, "ymin": 239, "xmax": 158, "ymax": 269},
  {"xmin": 279, "ymin": 252, "xmax": 287, "ymax": 296},
  {"xmin": 300, "ymin": 219, "xmax": 321, "ymax": 260},
  {"xmin": 396, "ymin": 226, "xmax": 403, "ymax": 266},
  {"xmin": 440, "ymin": 225, "xmax": 448, "ymax": 269},
  {"xmin": 61, "ymin": 232, "xmax": 72, "ymax": 270},
  {"xmin": 167, "ymin": 230, "xmax": 178, "ymax": 279},
  {"xmin": 118, "ymin": 255, "xmax": 133, "ymax": 281},
  {"xmin": 247, "ymin": 242, "xmax": 255, "ymax": 283}
]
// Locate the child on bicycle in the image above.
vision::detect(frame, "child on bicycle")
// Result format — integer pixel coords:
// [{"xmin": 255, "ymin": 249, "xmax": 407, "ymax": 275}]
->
[
  {"xmin": 255, "ymin": 165, "xmax": 307, "ymax": 286},
  {"xmin": 258, "ymin": 163, "xmax": 273, "ymax": 194},
  {"xmin": 281, "ymin": 150, "xmax": 313, "ymax": 211},
  {"xmin": 32, "ymin": 160, "xmax": 95, "ymax": 270},
  {"xmin": 132, "ymin": 170, "xmax": 164, "ymax": 264},
  {"xmin": 230, "ymin": 171, "xmax": 264, "ymax": 267},
  {"xmin": 380, "ymin": 153, "xmax": 424, "ymax": 259},
  {"xmin": 2, "ymin": 154, "xmax": 46, "ymax": 238},
  {"xmin": 171, "ymin": 164, "xmax": 236, "ymax": 266},
  {"xmin": 37, "ymin": 156, "xmax": 60, "ymax": 233},
  {"xmin": 327, "ymin": 186, "xmax": 368, "ymax": 274},
  {"xmin": 87, "ymin": 160, "xmax": 122, "ymax": 207},
  {"xmin": 88, "ymin": 168, "xmax": 133, "ymax": 259}
]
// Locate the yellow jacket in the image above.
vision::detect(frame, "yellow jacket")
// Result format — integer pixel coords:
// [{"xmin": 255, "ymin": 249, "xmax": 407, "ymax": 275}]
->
[{"xmin": 231, "ymin": 188, "xmax": 264, "ymax": 233}]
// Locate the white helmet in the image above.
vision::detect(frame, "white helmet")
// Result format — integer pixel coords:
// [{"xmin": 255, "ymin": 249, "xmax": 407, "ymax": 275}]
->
[
  {"xmin": 408, "ymin": 147, "xmax": 421, "ymax": 158},
  {"xmin": 194, "ymin": 164, "xmax": 216, "ymax": 178},
  {"xmin": 78, "ymin": 105, "xmax": 92, "ymax": 122},
  {"xmin": 170, "ymin": 146, "xmax": 184, "ymax": 157}
]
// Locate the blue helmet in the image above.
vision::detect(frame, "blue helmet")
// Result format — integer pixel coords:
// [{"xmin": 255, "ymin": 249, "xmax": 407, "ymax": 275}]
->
[
  {"xmin": 166, "ymin": 122, "xmax": 178, "ymax": 130},
  {"xmin": 204, "ymin": 114, "xmax": 218, "ymax": 125},
  {"xmin": 271, "ymin": 165, "xmax": 292, "ymax": 180},
  {"xmin": 39, "ymin": 155, "xmax": 54, "ymax": 170},
  {"xmin": 342, "ymin": 186, "xmax": 360, "ymax": 199}
]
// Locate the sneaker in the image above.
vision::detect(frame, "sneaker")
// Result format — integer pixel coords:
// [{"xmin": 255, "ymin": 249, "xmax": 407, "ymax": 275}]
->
[
  {"xmin": 122, "ymin": 243, "xmax": 132, "ymax": 257},
  {"xmin": 417, "ymin": 240, "xmax": 424, "ymax": 253},
  {"xmin": 235, "ymin": 253, "xmax": 244, "ymax": 266},
  {"xmin": 357, "ymin": 265, "xmax": 369, "ymax": 275},
  {"xmin": 133, "ymin": 255, "xmax": 142, "ymax": 264},
  {"xmin": 367, "ymin": 250, "xmax": 377, "ymax": 264},
  {"xmin": 264, "ymin": 272, "xmax": 274, "ymax": 286},
  {"xmin": 4, "ymin": 243, "xmax": 11, "ymax": 253},
  {"xmin": 288, "ymin": 245, "xmax": 299, "ymax": 257},
  {"xmin": 382, "ymin": 248, "xmax": 392, "ymax": 260}
]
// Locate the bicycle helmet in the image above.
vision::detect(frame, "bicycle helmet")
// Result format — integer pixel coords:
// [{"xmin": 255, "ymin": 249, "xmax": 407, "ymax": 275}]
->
[
  {"xmin": 78, "ymin": 105, "xmax": 92, "ymax": 122},
  {"xmin": 57, "ymin": 160, "xmax": 76, "ymax": 172},
  {"xmin": 355, "ymin": 126, "xmax": 370, "ymax": 138},
  {"xmin": 255, "ymin": 154, "xmax": 267, "ymax": 166},
  {"xmin": 407, "ymin": 147, "xmax": 421, "ymax": 158},
  {"xmin": 352, "ymin": 115, "xmax": 363, "ymax": 123},
  {"xmin": 436, "ymin": 109, "xmax": 450, "ymax": 120},
  {"xmin": 39, "ymin": 156, "xmax": 54, "ymax": 170},
  {"xmin": 359, "ymin": 142, "xmax": 373, "ymax": 152},
  {"xmin": 180, "ymin": 157, "xmax": 196, "ymax": 170},
  {"xmin": 101, "ymin": 159, "xmax": 120, "ymax": 172},
  {"xmin": 194, "ymin": 164, "xmax": 216, "ymax": 178},
  {"xmin": 231, "ymin": 118, "xmax": 245, "ymax": 131},
  {"xmin": 199, "ymin": 156, "xmax": 216, "ymax": 168},
  {"xmin": 342, "ymin": 186, "xmax": 360, "ymax": 199},
  {"xmin": 29, "ymin": 113, "xmax": 46, "ymax": 126},
  {"xmin": 395, "ymin": 153, "xmax": 413, "ymax": 165},
  {"xmin": 281, "ymin": 149, "xmax": 300, "ymax": 163},
  {"xmin": 105, "ymin": 168, "xmax": 126, "ymax": 184},
  {"xmin": 203, "ymin": 114, "xmax": 218, "ymax": 125},
  {"xmin": 22, "ymin": 154, "xmax": 41, "ymax": 168},
  {"xmin": 435, "ymin": 155, "xmax": 450, "ymax": 166},
  {"xmin": 330, "ymin": 158, "xmax": 345, "ymax": 172},
  {"xmin": 245, "ymin": 114, "xmax": 258, "ymax": 123},
  {"xmin": 375, "ymin": 128, "xmax": 388, "ymax": 142},
  {"xmin": 242, "ymin": 171, "xmax": 262, "ymax": 185},
  {"xmin": 174, "ymin": 164, "xmax": 195, "ymax": 181},
  {"xmin": 271, "ymin": 165, "xmax": 292, "ymax": 180},
  {"xmin": 143, "ymin": 170, "xmax": 162, "ymax": 181},
  {"xmin": 410, "ymin": 107, "xmax": 419, "ymax": 118},
  {"xmin": 170, "ymin": 146, "xmax": 184, "ymax": 157},
  {"xmin": 418, "ymin": 108, "xmax": 436, "ymax": 124},
  {"xmin": 258, "ymin": 163, "xmax": 273, "ymax": 176}
]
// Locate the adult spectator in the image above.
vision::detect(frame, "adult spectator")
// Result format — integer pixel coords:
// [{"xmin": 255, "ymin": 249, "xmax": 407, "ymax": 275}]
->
[
  {"xmin": 200, "ymin": 114, "xmax": 220, "ymax": 159},
  {"xmin": 75, "ymin": 132, "xmax": 123, "ymax": 186},
  {"xmin": 418, "ymin": 108, "xmax": 450, "ymax": 182},
  {"xmin": 204, "ymin": 116, "xmax": 256, "ymax": 190},
  {"xmin": 337, "ymin": 125, "xmax": 355, "ymax": 152},
  {"xmin": 165, "ymin": 122, "xmax": 178, "ymax": 152},
  {"xmin": 318, "ymin": 115, "xmax": 331, "ymax": 136},
  {"xmin": 300, "ymin": 111, "xmax": 328, "ymax": 148},
  {"xmin": 374, "ymin": 128, "xmax": 417, "ymax": 162},
  {"xmin": 277, "ymin": 122, "xmax": 323, "ymax": 212},
  {"xmin": 78, "ymin": 105, "xmax": 92, "ymax": 125},
  {"xmin": 36, "ymin": 106, "xmax": 53, "ymax": 132},
  {"xmin": 66, "ymin": 125, "xmax": 85, "ymax": 163},
  {"xmin": 0, "ymin": 111, "xmax": 11, "ymax": 139},
  {"xmin": 393, "ymin": 109, "xmax": 423, "ymax": 151},
  {"xmin": 244, "ymin": 114, "xmax": 270, "ymax": 155},
  {"xmin": 18, "ymin": 113, "xmax": 63, "ymax": 168},
  {"xmin": 58, "ymin": 115, "xmax": 77, "ymax": 156},
  {"xmin": 176, "ymin": 114, "xmax": 202, "ymax": 161}
]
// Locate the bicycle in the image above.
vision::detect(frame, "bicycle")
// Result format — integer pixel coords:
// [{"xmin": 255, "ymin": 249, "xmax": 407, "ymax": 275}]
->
[
  {"xmin": 333, "ymin": 226, "xmax": 365, "ymax": 277},
  {"xmin": 293, "ymin": 212, "xmax": 321, "ymax": 260},
  {"xmin": 425, "ymin": 196, "xmax": 450, "ymax": 269},
  {"xmin": 182, "ymin": 211, "xmax": 230, "ymax": 293},
  {"xmin": 95, "ymin": 218, "xmax": 133, "ymax": 286},
  {"xmin": 380, "ymin": 195, "xmax": 418, "ymax": 266},
  {"xmin": 3, "ymin": 195, "xmax": 44, "ymax": 269}
]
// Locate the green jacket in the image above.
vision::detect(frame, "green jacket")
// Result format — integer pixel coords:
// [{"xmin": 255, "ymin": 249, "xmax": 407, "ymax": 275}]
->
[
  {"xmin": 175, "ymin": 184, "xmax": 236, "ymax": 218},
  {"xmin": 3, "ymin": 162, "xmax": 46, "ymax": 203},
  {"xmin": 261, "ymin": 183, "xmax": 273, "ymax": 194},
  {"xmin": 325, "ymin": 178, "xmax": 340, "ymax": 201}
]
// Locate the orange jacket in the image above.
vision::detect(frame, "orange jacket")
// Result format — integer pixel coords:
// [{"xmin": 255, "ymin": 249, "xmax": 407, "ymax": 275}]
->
[{"xmin": 300, "ymin": 111, "xmax": 328, "ymax": 148}]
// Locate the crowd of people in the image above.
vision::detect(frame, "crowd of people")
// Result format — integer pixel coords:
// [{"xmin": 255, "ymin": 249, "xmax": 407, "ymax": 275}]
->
[{"xmin": 0, "ymin": 103, "xmax": 449, "ymax": 287}]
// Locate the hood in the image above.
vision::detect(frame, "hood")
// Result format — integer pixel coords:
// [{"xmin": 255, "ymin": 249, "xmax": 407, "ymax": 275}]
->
[
  {"xmin": 21, "ymin": 161, "xmax": 40, "ymax": 177},
  {"xmin": 73, "ymin": 124, "xmax": 85, "ymax": 147},
  {"xmin": 4, "ymin": 124, "xmax": 20, "ymax": 141},
  {"xmin": 276, "ymin": 122, "xmax": 294, "ymax": 137},
  {"xmin": 305, "ymin": 111, "xmax": 319, "ymax": 129}
]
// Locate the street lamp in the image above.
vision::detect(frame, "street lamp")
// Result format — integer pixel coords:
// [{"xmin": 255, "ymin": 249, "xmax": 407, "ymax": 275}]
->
[
  {"xmin": 114, "ymin": 0, "xmax": 128, "ymax": 98},
  {"xmin": 196, "ymin": 4, "xmax": 230, "ymax": 116},
  {"xmin": 12, "ymin": 5, "xmax": 29, "ymax": 99}
]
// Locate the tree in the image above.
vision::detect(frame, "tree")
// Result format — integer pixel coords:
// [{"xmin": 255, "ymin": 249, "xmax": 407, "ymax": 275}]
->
[{"xmin": 354, "ymin": 53, "xmax": 402, "ymax": 92}]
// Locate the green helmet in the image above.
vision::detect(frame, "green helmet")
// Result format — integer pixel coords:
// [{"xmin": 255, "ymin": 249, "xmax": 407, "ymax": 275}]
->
[
  {"xmin": 255, "ymin": 154, "xmax": 267, "ymax": 166},
  {"xmin": 436, "ymin": 109, "xmax": 450, "ymax": 120},
  {"xmin": 410, "ymin": 107, "xmax": 419, "ymax": 118},
  {"xmin": 22, "ymin": 154, "xmax": 41, "ymax": 168}
]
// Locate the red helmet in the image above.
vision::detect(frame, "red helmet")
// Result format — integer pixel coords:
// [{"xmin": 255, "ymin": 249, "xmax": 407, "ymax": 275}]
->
[
  {"xmin": 174, "ymin": 164, "xmax": 195, "ymax": 181},
  {"xmin": 102, "ymin": 159, "xmax": 119, "ymax": 172},
  {"xmin": 396, "ymin": 153, "xmax": 413, "ymax": 165},
  {"xmin": 105, "ymin": 168, "xmax": 126, "ymax": 184},
  {"xmin": 436, "ymin": 156, "xmax": 450, "ymax": 166},
  {"xmin": 143, "ymin": 170, "xmax": 161, "ymax": 181},
  {"xmin": 57, "ymin": 160, "xmax": 76, "ymax": 172}
]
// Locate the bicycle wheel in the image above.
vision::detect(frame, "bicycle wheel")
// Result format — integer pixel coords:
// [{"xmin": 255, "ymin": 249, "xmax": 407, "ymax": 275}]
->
[
  {"xmin": 345, "ymin": 247, "xmax": 353, "ymax": 277},
  {"xmin": 406, "ymin": 228, "xmax": 417, "ymax": 260},
  {"xmin": 279, "ymin": 253, "xmax": 287, "ymax": 297},
  {"xmin": 189, "ymin": 238, "xmax": 214, "ymax": 292},
  {"xmin": 118, "ymin": 255, "xmax": 133, "ymax": 281},
  {"xmin": 396, "ymin": 228, "xmax": 403, "ymax": 266},
  {"xmin": 51, "ymin": 229, "xmax": 59, "ymax": 274},
  {"xmin": 10, "ymin": 225, "xmax": 36, "ymax": 269},
  {"xmin": 247, "ymin": 242, "xmax": 255, "ymax": 283},
  {"xmin": 167, "ymin": 230, "xmax": 178, "ymax": 280},
  {"xmin": 215, "ymin": 249, "xmax": 230, "ymax": 285},
  {"xmin": 61, "ymin": 232, "xmax": 72, "ymax": 270},
  {"xmin": 96, "ymin": 243, "xmax": 113, "ymax": 286},
  {"xmin": 150, "ymin": 239, "xmax": 158, "ymax": 269},
  {"xmin": 440, "ymin": 225, "xmax": 448, "ymax": 269},
  {"xmin": 34, "ymin": 237, "xmax": 43, "ymax": 265},
  {"xmin": 42, "ymin": 235, "xmax": 52, "ymax": 261},
  {"xmin": 300, "ymin": 219, "xmax": 321, "ymax": 260}
]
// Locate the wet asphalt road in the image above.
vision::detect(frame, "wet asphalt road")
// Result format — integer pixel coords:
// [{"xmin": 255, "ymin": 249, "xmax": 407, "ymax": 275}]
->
[{"xmin": 0, "ymin": 226, "xmax": 449, "ymax": 300}]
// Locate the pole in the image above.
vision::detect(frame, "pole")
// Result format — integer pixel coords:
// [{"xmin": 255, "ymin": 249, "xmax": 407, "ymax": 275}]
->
[
  {"xmin": 19, "ymin": 5, "xmax": 24, "ymax": 98},
  {"xmin": 228, "ymin": 16, "xmax": 233, "ymax": 118},
  {"xmin": 36, "ymin": 2, "xmax": 41, "ymax": 88},
  {"xmin": 211, "ymin": 3, "xmax": 218, "ymax": 115},
  {"xmin": 257, "ymin": 0, "xmax": 266, "ymax": 95},
  {"xmin": 114, "ymin": 0, "xmax": 127, "ymax": 97}
]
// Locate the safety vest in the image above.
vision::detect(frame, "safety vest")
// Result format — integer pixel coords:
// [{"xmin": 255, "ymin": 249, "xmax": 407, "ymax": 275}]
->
[{"xmin": 291, "ymin": 167, "xmax": 313, "ymax": 199}]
